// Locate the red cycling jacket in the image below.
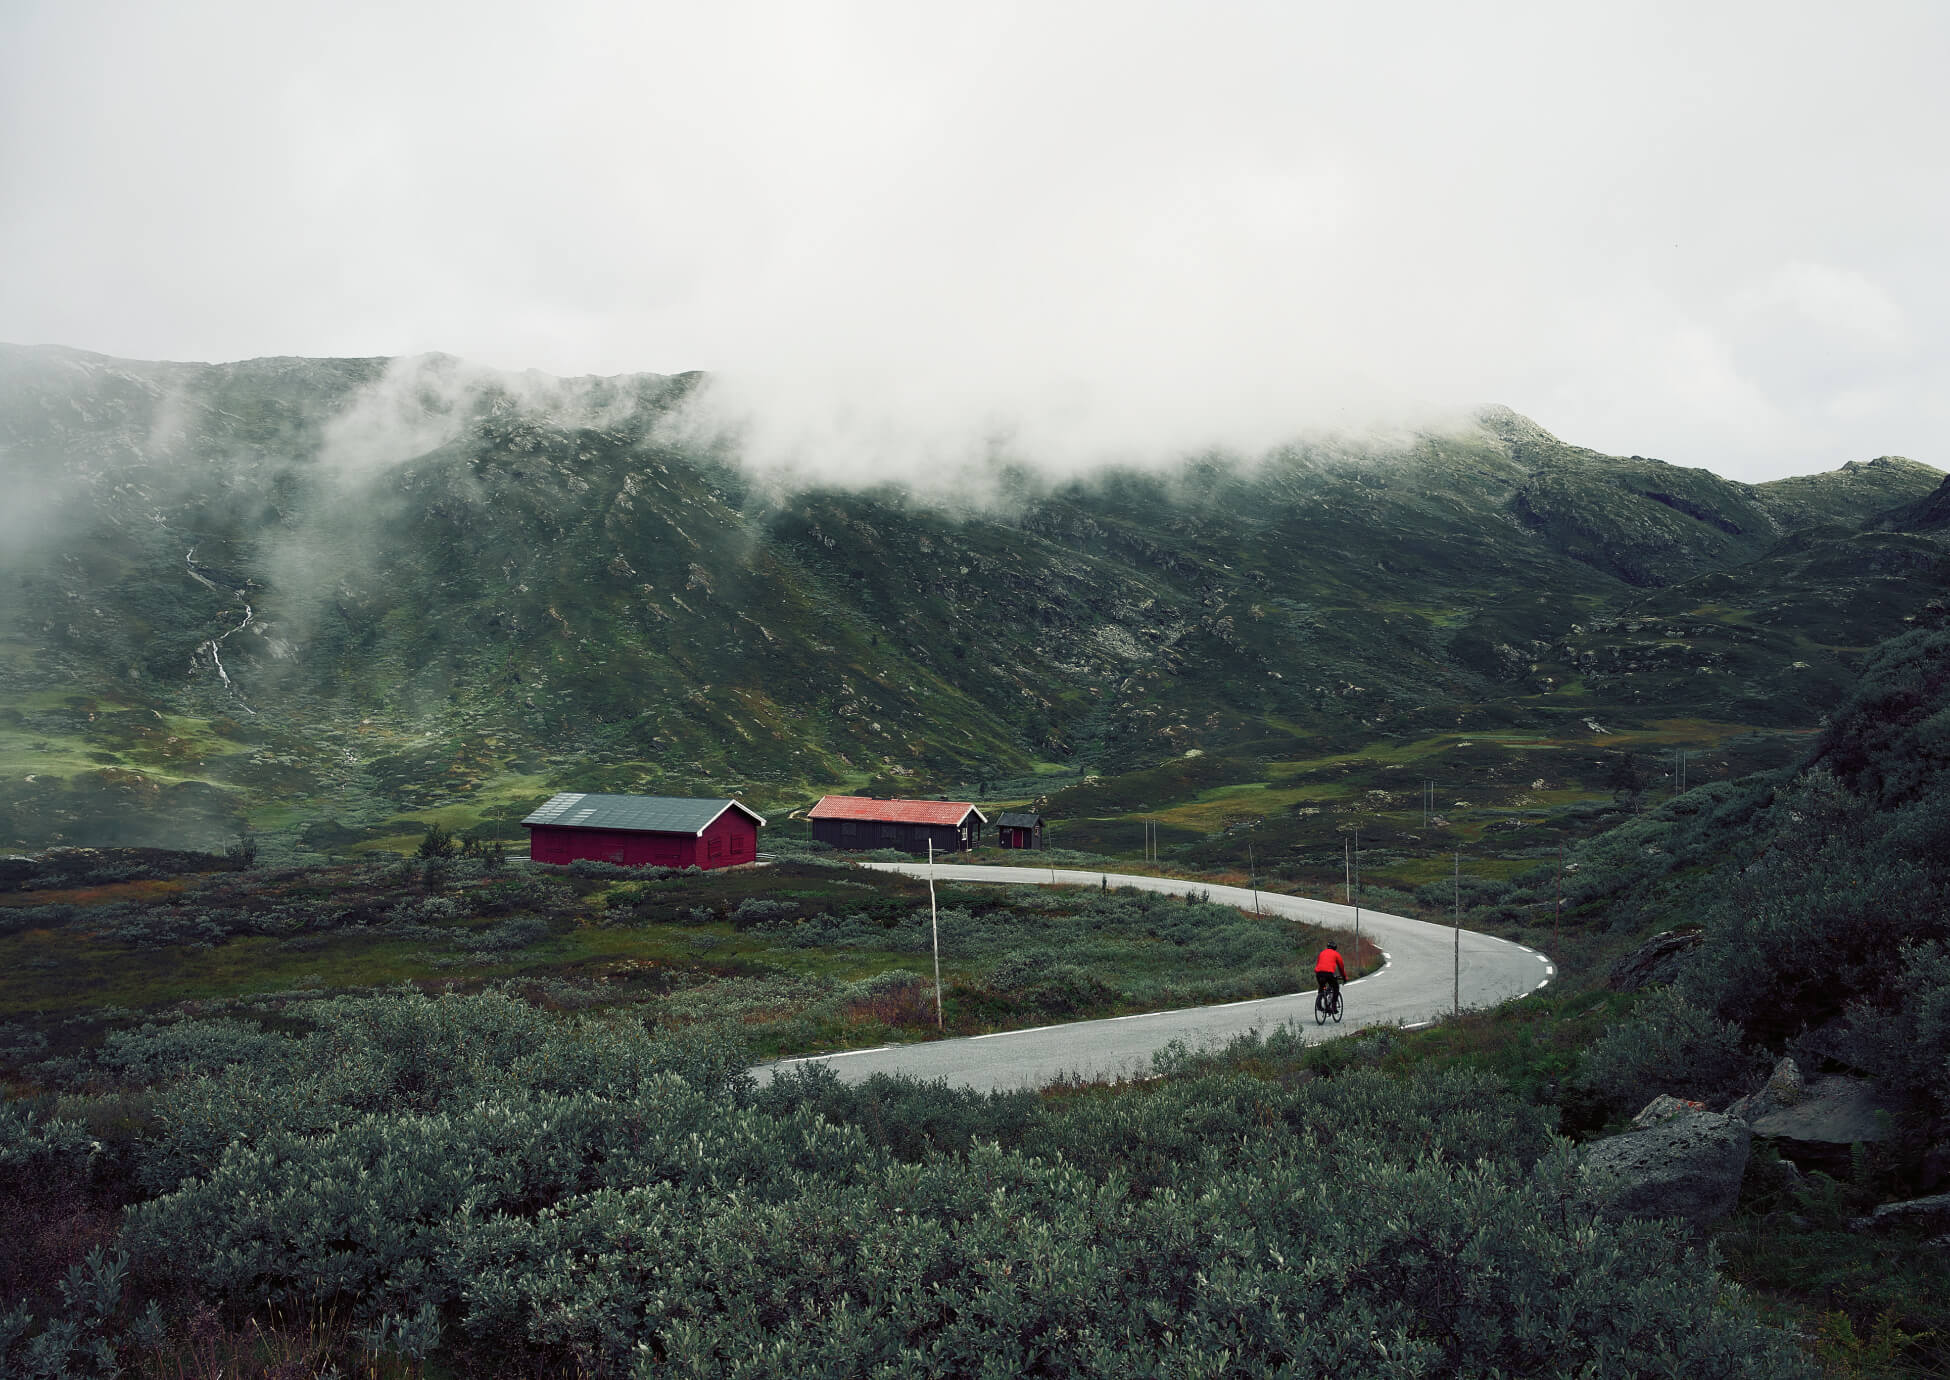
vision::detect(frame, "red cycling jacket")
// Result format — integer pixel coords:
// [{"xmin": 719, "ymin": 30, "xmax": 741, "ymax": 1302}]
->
[{"xmin": 1314, "ymin": 947, "xmax": 1347, "ymax": 979}]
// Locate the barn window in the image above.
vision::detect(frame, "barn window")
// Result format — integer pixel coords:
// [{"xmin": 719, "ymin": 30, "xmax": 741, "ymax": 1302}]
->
[{"xmin": 709, "ymin": 836, "xmax": 723, "ymax": 858}]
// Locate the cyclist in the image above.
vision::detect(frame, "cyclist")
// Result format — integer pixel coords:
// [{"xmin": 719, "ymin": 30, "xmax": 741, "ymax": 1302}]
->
[{"xmin": 1314, "ymin": 944, "xmax": 1347, "ymax": 1009}]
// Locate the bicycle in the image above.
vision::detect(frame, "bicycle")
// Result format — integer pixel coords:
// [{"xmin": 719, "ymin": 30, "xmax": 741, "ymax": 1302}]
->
[{"xmin": 1314, "ymin": 980, "xmax": 1343, "ymax": 1025}]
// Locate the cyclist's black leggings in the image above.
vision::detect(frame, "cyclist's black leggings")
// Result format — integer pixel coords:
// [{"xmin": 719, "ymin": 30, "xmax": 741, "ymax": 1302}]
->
[{"xmin": 1316, "ymin": 972, "xmax": 1341, "ymax": 999}]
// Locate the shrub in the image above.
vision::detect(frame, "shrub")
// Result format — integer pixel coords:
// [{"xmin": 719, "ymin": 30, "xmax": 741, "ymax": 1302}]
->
[
  {"xmin": 471, "ymin": 916, "xmax": 550, "ymax": 952},
  {"xmin": 135, "ymin": 990, "xmax": 754, "ymax": 1194},
  {"xmin": 835, "ymin": 970, "xmax": 936, "ymax": 1029},
  {"xmin": 1839, "ymin": 940, "xmax": 1950, "ymax": 1125},
  {"xmin": 389, "ymin": 895, "xmax": 460, "ymax": 926},
  {"xmin": 119, "ymin": 1059, "xmax": 1813, "ymax": 1377},
  {"xmin": 1682, "ymin": 769, "xmax": 1942, "ymax": 1042},
  {"xmin": 752, "ymin": 1065, "xmax": 1043, "ymax": 1162},
  {"xmin": 729, "ymin": 897, "xmax": 798, "ymax": 927},
  {"xmin": 1, "ymin": 903, "xmax": 75, "ymax": 937},
  {"xmin": 96, "ymin": 908, "xmax": 226, "ymax": 949},
  {"xmin": 0, "ymin": 1101, "xmax": 95, "ymax": 1174},
  {"xmin": 762, "ymin": 836, "xmax": 836, "ymax": 857},
  {"xmin": 96, "ymin": 1019, "xmax": 295, "ymax": 1086},
  {"xmin": 1415, "ymin": 874, "xmax": 1510, "ymax": 910},
  {"xmin": 568, "ymin": 859, "xmax": 643, "ymax": 879},
  {"xmin": 1580, "ymin": 986, "xmax": 1760, "ymax": 1115},
  {"xmin": 1354, "ymin": 883, "xmax": 1421, "ymax": 914}
]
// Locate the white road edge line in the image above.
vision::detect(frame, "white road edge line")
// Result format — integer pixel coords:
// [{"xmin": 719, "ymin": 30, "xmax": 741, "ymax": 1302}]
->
[
  {"xmin": 771, "ymin": 1045, "xmax": 891, "ymax": 1065},
  {"xmin": 972, "ymin": 1024, "xmax": 1063, "ymax": 1039}
]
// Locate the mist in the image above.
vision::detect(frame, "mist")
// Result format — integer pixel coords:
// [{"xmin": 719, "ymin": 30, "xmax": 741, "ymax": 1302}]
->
[{"xmin": 3, "ymin": 1, "xmax": 1947, "ymax": 485}]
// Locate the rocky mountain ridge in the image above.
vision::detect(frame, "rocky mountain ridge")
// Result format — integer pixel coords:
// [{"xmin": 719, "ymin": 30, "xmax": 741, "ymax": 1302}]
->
[{"xmin": 1, "ymin": 344, "xmax": 1944, "ymax": 850}]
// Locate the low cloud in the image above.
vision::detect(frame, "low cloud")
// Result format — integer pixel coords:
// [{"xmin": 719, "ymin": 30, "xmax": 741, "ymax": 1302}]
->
[{"xmin": 3, "ymin": 2, "xmax": 1945, "ymax": 483}]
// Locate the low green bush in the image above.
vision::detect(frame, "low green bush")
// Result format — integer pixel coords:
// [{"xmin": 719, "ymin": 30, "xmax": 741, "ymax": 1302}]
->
[
  {"xmin": 1839, "ymin": 940, "xmax": 1950, "ymax": 1128},
  {"xmin": 115, "ymin": 1050, "xmax": 1809, "ymax": 1377},
  {"xmin": 470, "ymin": 916, "xmax": 551, "ymax": 952},
  {"xmin": 1680, "ymin": 769, "xmax": 1942, "ymax": 1044},
  {"xmin": 95, "ymin": 1019, "xmax": 295, "ymax": 1086},
  {"xmin": 134, "ymin": 989, "xmax": 753, "ymax": 1194},
  {"xmin": 729, "ymin": 897, "xmax": 798, "ymax": 926},
  {"xmin": 1580, "ymin": 986, "xmax": 1760, "ymax": 1115}
]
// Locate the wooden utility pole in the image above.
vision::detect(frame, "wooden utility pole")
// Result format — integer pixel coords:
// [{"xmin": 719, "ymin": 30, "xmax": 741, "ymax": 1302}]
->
[
  {"xmin": 1248, "ymin": 843, "xmax": 1260, "ymax": 915},
  {"xmin": 928, "ymin": 840, "xmax": 943, "ymax": 1029},
  {"xmin": 1353, "ymin": 826, "xmax": 1362, "ymax": 968},
  {"xmin": 1554, "ymin": 844, "xmax": 1563, "ymax": 950}
]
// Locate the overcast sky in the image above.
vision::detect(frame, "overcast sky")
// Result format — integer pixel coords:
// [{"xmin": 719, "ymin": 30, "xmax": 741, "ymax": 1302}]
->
[{"xmin": 3, "ymin": 0, "xmax": 1945, "ymax": 483}]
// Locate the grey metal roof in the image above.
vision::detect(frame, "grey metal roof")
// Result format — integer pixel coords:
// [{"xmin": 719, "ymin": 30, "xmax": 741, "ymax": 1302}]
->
[
  {"xmin": 996, "ymin": 811, "xmax": 1043, "ymax": 828},
  {"xmin": 521, "ymin": 793, "xmax": 766, "ymax": 835}
]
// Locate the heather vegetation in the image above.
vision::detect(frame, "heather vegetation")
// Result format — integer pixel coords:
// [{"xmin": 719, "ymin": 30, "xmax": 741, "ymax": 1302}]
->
[{"xmin": 6, "ymin": 992, "xmax": 1816, "ymax": 1378}]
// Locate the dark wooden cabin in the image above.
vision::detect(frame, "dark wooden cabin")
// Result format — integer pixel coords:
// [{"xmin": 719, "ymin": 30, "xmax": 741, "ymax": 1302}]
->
[
  {"xmin": 807, "ymin": 796, "xmax": 985, "ymax": 854},
  {"xmin": 995, "ymin": 811, "xmax": 1045, "ymax": 850},
  {"xmin": 523, "ymin": 793, "xmax": 764, "ymax": 870}
]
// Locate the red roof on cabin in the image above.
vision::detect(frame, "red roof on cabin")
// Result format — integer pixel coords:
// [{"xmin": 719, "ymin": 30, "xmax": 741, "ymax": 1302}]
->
[{"xmin": 807, "ymin": 795, "xmax": 986, "ymax": 826}]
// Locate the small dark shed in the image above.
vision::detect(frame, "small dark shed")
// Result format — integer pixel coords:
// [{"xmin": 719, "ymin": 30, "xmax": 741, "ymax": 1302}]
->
[
  {"xmin": 523, "ymin": 793, "xmax": 765, "ymax": 870},
  {"xmin": 807, "ymin": 796, "xmax": 985, "ymax": 854},
  {"xmin": 995, "ymin": 811, "xmax": 1045, "ymax": 850}
]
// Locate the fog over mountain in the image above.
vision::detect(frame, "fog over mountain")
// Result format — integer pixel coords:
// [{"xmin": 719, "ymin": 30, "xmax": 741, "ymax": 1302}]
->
[
  {"xmin": 3, "ymin": 1, "xmax": 1946, "ymax": 486},
  {"xmin": 2, "ymin": 341, "xmax": 1945, "ymax": 854}
]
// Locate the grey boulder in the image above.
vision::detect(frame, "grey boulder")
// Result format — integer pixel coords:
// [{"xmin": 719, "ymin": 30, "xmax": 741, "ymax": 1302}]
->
[
  {"xmin": 1851, "ymin": 1192, "xmax": 1950, "ymax": 1236},
  {"xmin": 1725, "ymin": 1056, "xmax": 1804, "ymax": 1124},
  {"xmin": 1606, "ymin": 930, "xmax": 1704, "ymax": 992},
  {"xmin": 1581, "ymin": 1107, "xmax": 1753, "ymax": 1229},
  {"xmin": 1750, "ymin": 1074, "xmax": 1896, "ymax": 1173}
]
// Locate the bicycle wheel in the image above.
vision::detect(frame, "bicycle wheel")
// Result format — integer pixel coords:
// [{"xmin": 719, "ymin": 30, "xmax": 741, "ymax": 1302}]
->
[
  {"xmin": 1331, "ymin": 990, "xmax": 1344, "ymax": 1024},
  {"xmin": 1314, "ymin": 989, "xmax": 1329, "ymax": 1025}
]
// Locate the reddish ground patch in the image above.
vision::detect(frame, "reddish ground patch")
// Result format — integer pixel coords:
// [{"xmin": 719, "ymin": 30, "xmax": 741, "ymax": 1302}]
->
[{"xmin": 0, "ymin": 878, "xmax": 189, "ymax": 908}]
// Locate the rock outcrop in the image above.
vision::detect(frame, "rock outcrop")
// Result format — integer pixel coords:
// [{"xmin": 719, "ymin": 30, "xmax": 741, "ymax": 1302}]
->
[
  {"xmin": 1851, "ymin": 1192, "xmax": 1950, "ymax": 1237},
  {"xmin": 1725, "ymin": 1056, "xmax": 1804, "ymax": 1124},
  {"xmin": 1580, "ymin": 1105, "xmax": 1753, "ymax": 1229},
  {"xmin": 1749, "ymin": 1074, "xmax": 1897, "ymax": 1173},
  {"xmin": 1631, "ymin": 1094, "xmax": 1708, "ymax": 1129},
  {"xmin": 1606, "ymin": 930, "xmax": 1703, "ymax": 992}
]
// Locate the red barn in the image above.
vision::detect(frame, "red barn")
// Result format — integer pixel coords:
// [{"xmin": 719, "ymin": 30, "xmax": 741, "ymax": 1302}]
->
[
  {"xmin": 807, "ymin": 796, "xmax": 985, "ymax": 854},
  {"xmin": 522, "ymin": 793, "xmax": 765, "ymax": 870}
]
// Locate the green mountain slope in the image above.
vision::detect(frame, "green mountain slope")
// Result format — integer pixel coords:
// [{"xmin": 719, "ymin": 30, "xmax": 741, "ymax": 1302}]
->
[{"xmin": 1, "ymin": 345, "xmax": 1943, "ymax": 851}]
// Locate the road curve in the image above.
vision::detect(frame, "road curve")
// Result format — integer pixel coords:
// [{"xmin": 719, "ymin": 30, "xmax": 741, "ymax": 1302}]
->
[{"xmin": 760, "ymin": 863, "xmax": 1555, "ymax": 1093}]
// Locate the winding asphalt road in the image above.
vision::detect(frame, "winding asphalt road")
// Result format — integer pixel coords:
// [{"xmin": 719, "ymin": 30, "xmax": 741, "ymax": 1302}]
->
[{"xmin": 761, "ymin": 863, "xmax": 1555, "ymax": 1092}]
